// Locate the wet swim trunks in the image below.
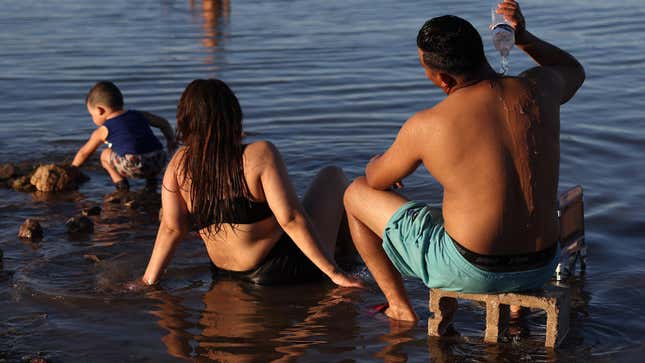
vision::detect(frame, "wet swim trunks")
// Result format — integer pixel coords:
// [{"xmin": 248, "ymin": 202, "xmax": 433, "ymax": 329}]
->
[
  {"xmin": 212, "ymin": 233, "xmax": 325, "ymax": 285},
  {"xmin": 109, "ymin": 148, "xmax": 167, "ymax": 179},
  {"xmin": 381, "ymin": 201, "xmax": 559, "ymax": 293}
]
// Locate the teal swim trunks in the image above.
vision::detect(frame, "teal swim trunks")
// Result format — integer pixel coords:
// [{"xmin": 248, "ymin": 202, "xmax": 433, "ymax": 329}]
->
[{"xmin": 381, "ymin": 201, "xmax": 559, "ymax": 293}]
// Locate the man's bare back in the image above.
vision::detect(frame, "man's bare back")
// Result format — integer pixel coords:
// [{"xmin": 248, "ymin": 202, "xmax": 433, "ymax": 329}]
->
[{"xmin": 417, "ymin": 75, "xmax": 561, "ymax": 255}]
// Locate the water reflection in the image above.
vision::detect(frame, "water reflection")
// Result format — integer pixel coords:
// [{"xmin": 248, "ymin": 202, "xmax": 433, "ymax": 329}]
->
[
  {"xmin": 189, "ymin": 0, "xmax": 230, "ymax": 53},
  {"xmin": 375, "ymin": 320, "xmax": 416, "ymax": 363},
  {"xmin": 150, "ymin": 279, "xmax": 359, "ymax": 362}
]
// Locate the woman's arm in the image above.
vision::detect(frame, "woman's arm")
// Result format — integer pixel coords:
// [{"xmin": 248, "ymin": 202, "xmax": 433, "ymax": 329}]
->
[
  {"xmin": 256, "ymin": 141, "xmax": 360, "ymax": 287},
  {"xmin": 142, "ymin": 153, "xmax": 189, "ymax": 285}
]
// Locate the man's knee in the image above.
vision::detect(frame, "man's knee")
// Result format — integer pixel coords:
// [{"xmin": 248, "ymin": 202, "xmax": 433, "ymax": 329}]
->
[{"xmin": 343, "ymin": 176, "xmax": 368, "ymax": 213}]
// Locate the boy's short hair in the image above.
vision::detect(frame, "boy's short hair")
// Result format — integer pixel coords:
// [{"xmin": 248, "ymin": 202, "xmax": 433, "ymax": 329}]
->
[
  {"xmin": 86, "ymin": 81, "xmax": 124, "ymax": 110},
  {"xmin": 417, "ymin": 15, "xmax": 486, "ymax": 76}
]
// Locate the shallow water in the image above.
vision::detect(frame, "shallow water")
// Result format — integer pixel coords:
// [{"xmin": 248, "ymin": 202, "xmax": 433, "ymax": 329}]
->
[{"xmin": 2, "ymin": 0, "xmax": 645, "ymax": 361}]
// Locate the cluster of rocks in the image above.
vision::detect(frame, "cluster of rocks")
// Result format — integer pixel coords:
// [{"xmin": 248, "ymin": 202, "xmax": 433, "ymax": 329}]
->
[
  {"xmin": 104, "ymin": 189, "xmax": 161, "ymax": 211},
  {"xmin": 7, "ymin": 159, "xmax": 163, "ymax": 242},
  {"xmin": 0, "ymin": 162, "xmax": 88, "ymax": 193},
  {"xmin": 18, "ymin": 205, "xmax": 101, "ymax": 241},
  {"xmin": 16, "ymin": 188, "xmax": 164, "ymax": 241}
]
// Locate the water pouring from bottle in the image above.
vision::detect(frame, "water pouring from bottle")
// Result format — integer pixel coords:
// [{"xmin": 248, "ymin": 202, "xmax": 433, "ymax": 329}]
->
[{"xmin": 491, "ymin": 4, "xmax": 515, "ymax": 74}]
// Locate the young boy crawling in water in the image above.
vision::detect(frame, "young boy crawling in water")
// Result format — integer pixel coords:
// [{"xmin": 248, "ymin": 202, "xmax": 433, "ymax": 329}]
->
[{"xmin": 71, "ymin": 81, "xmax": 176, "ymax": 192}]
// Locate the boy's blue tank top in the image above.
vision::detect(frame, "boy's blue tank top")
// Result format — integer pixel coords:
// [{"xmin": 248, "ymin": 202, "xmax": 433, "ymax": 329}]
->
[{"xmin": 103, "ymin": 110, "xmax": 163, "ymax": 156}]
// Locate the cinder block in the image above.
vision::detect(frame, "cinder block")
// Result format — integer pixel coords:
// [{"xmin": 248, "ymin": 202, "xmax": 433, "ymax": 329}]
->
[{"xmin": 428, "ymin": 283, "xmax": 570, "ymax": 348}]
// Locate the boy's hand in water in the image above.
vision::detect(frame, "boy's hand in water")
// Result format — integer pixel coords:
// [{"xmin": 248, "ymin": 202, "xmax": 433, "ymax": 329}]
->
[
  {"xmin": 65, "ymin": 165, "xmax": 81, "ymax": 181},
  {"xmin": 496, "ymin": 0, "xmax": 527, "ymax": 42},
  {"xmin": 330, "ymin": 269, "xmax": 365, "ymax": 288}
]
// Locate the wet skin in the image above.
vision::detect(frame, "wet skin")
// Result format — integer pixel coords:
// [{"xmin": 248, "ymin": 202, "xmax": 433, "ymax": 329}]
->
[{"xmin": 344, "ymin": 0, "xmax": 585, "ymax": 321}]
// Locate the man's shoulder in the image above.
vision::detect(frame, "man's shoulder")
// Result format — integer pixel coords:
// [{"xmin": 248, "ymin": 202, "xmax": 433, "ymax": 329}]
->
[
  {"xmin": 517, "ymin": 67, "xmax": 561, "ymax": 94},
  {"xmin": 408, "ymin": 106, "xmax": 439, "ymax": 125},
  {"xmin": 406, "ymin": 103, "xmax": 453, "ymax": 134}
]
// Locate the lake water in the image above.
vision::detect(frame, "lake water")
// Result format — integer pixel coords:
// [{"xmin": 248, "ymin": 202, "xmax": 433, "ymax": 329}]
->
[{"xmin": 2, "ymin": 0, "xmax": 645, "ymax": 361}]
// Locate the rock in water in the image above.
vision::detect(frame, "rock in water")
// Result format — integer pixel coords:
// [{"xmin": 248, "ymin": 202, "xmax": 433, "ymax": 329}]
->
[
  {"xmin": 0, "ymin": 163, "xmax": 16, "ymax": 180},
  {"xmin": 81, "ymin": 205, "xmax": 102, "ymax": 216},
  {"xmin": 83, "ymin": 254, "xmax": 101, "ymax": 263},
  {"xmin": 19, "ymin": 219, "xmax": 44, "ymax": 240},
  {"xmin": 30, "ymin": 164, "xmax": 78, "ymax": 192},
  {"xmin": 11, "ymin": 176, "xmax": 36, "ymax": 192},
  {"xmin": 123, "ymin": 196, "xmax": 139, "ymax": 209},
  {"xmin": 104, "ymin": 191, "xmax": 123, "ymax": 204},
  {"xmin": 65, "ymin": 216, "xmax": 94, "ymax": 234}
]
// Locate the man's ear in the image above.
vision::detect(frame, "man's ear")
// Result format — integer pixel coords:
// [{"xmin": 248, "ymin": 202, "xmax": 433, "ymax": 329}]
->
[
  {"xmin": 97, "ymin": 105, "xmax": 107, "ymax": 116},
  {"xmin": 438, "ymin": 72, "xmax": 457, "ymax": 94}
]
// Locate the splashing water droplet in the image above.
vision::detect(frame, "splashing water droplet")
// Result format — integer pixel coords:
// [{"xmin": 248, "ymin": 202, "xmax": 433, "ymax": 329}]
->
[{"xmin": 500, "ymin": 54, "xmax": 510, "ymax": 75}]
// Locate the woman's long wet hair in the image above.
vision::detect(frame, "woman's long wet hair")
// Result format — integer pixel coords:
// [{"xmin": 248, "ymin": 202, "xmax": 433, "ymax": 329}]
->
[{"xmin": 176, "ymin": 79, "xmax": 250, "ymax": 235}]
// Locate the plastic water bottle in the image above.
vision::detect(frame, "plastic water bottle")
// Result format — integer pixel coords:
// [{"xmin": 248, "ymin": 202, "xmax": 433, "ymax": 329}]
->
[{"xmin": 491, "ymin": 5, "xmax": 515, "ymax": 74}]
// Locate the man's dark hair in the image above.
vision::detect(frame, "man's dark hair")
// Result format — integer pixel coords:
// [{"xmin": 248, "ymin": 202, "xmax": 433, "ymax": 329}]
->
[
  {"xmin": 86, "ymin": 81, "xmax": 124, "ymax": 110},
  {"xmin": 417, "ymin": 15, "xmax": 486, "ymax": 75}
]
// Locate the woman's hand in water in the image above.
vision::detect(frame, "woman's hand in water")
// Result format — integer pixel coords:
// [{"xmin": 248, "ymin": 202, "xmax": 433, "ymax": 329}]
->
[
  {"xmin": 329, "ymin": 269, "xmax": 365, "ymax": 288},
  {"xmin": 124, "ymin": 277, "xmax": 153, "ymax": 292},
  {"xmin": 496, "ymin": 0, "xmax": 527, "ymax": 42}
]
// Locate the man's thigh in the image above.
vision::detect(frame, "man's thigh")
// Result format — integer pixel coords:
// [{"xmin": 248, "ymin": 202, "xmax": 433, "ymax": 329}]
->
[{"xmin": 345, "ymin": 177, "xmax": 409, "ymax": 237}]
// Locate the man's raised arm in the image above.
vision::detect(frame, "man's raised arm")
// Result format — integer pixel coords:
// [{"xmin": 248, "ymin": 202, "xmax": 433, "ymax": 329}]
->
[{"xmin": 497, "ymin": 0, "xmax": 585, "ymax": 104}]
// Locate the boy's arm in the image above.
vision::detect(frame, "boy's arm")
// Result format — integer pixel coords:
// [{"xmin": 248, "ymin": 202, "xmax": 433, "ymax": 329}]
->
[
  {"xmin": 365, "ymin": 116, "xmax": 422, "ymax": 190},
  {"xmin": 142, "ymin": 153, "xmax": 189, "ymax": 285},
  {"xmin": 497, "ymin": 0, "xmax": 585, "ymax": 104},
  {"xmin": 71, "ymin": 126, "xmax": 108, "ymax": 167},
  {"xmin": 141, "ymin": 111, "xmax": 177, "ymax": 153}
]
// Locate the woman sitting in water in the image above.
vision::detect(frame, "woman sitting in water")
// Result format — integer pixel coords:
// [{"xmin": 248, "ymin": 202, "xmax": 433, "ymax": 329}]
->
[{"xmin": 140, "ymin": 79, "xmax": 361, "ymax": 287}]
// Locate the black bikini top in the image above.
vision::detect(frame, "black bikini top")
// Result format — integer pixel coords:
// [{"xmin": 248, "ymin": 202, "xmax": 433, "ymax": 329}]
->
[
  {"xmin": 224, "ymin": 197, "xmax": 273, "ymax": 224},
  {"xmin": 192, "ymin": 197, "xmax": 273, "ymax": 230},
  {"xmin": 192, "ymin": 144, "xmax": 274, "ymax": 229}
]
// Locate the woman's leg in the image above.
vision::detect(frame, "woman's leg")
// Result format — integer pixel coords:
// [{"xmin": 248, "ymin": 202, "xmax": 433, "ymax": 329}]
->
[{"xmin": 300, "ymin": 166, "xmax": 348, "ymax": 256}]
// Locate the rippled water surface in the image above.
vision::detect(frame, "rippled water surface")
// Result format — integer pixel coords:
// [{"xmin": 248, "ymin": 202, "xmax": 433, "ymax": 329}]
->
[{"xmin": 2, "ymin": 0, "xmax": 645, "ymax": 361}]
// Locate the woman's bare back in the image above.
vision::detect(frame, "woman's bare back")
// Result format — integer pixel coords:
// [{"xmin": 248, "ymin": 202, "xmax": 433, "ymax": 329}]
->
[{"xmin": 172, "ymin": 142, "xmax": 283, "ymax": 271}]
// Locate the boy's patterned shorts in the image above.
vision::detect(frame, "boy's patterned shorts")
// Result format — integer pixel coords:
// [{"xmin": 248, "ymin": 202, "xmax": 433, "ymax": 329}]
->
[{"xmin": 109, "ymin": 149, "xmax": 167, "ymax": 179}]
